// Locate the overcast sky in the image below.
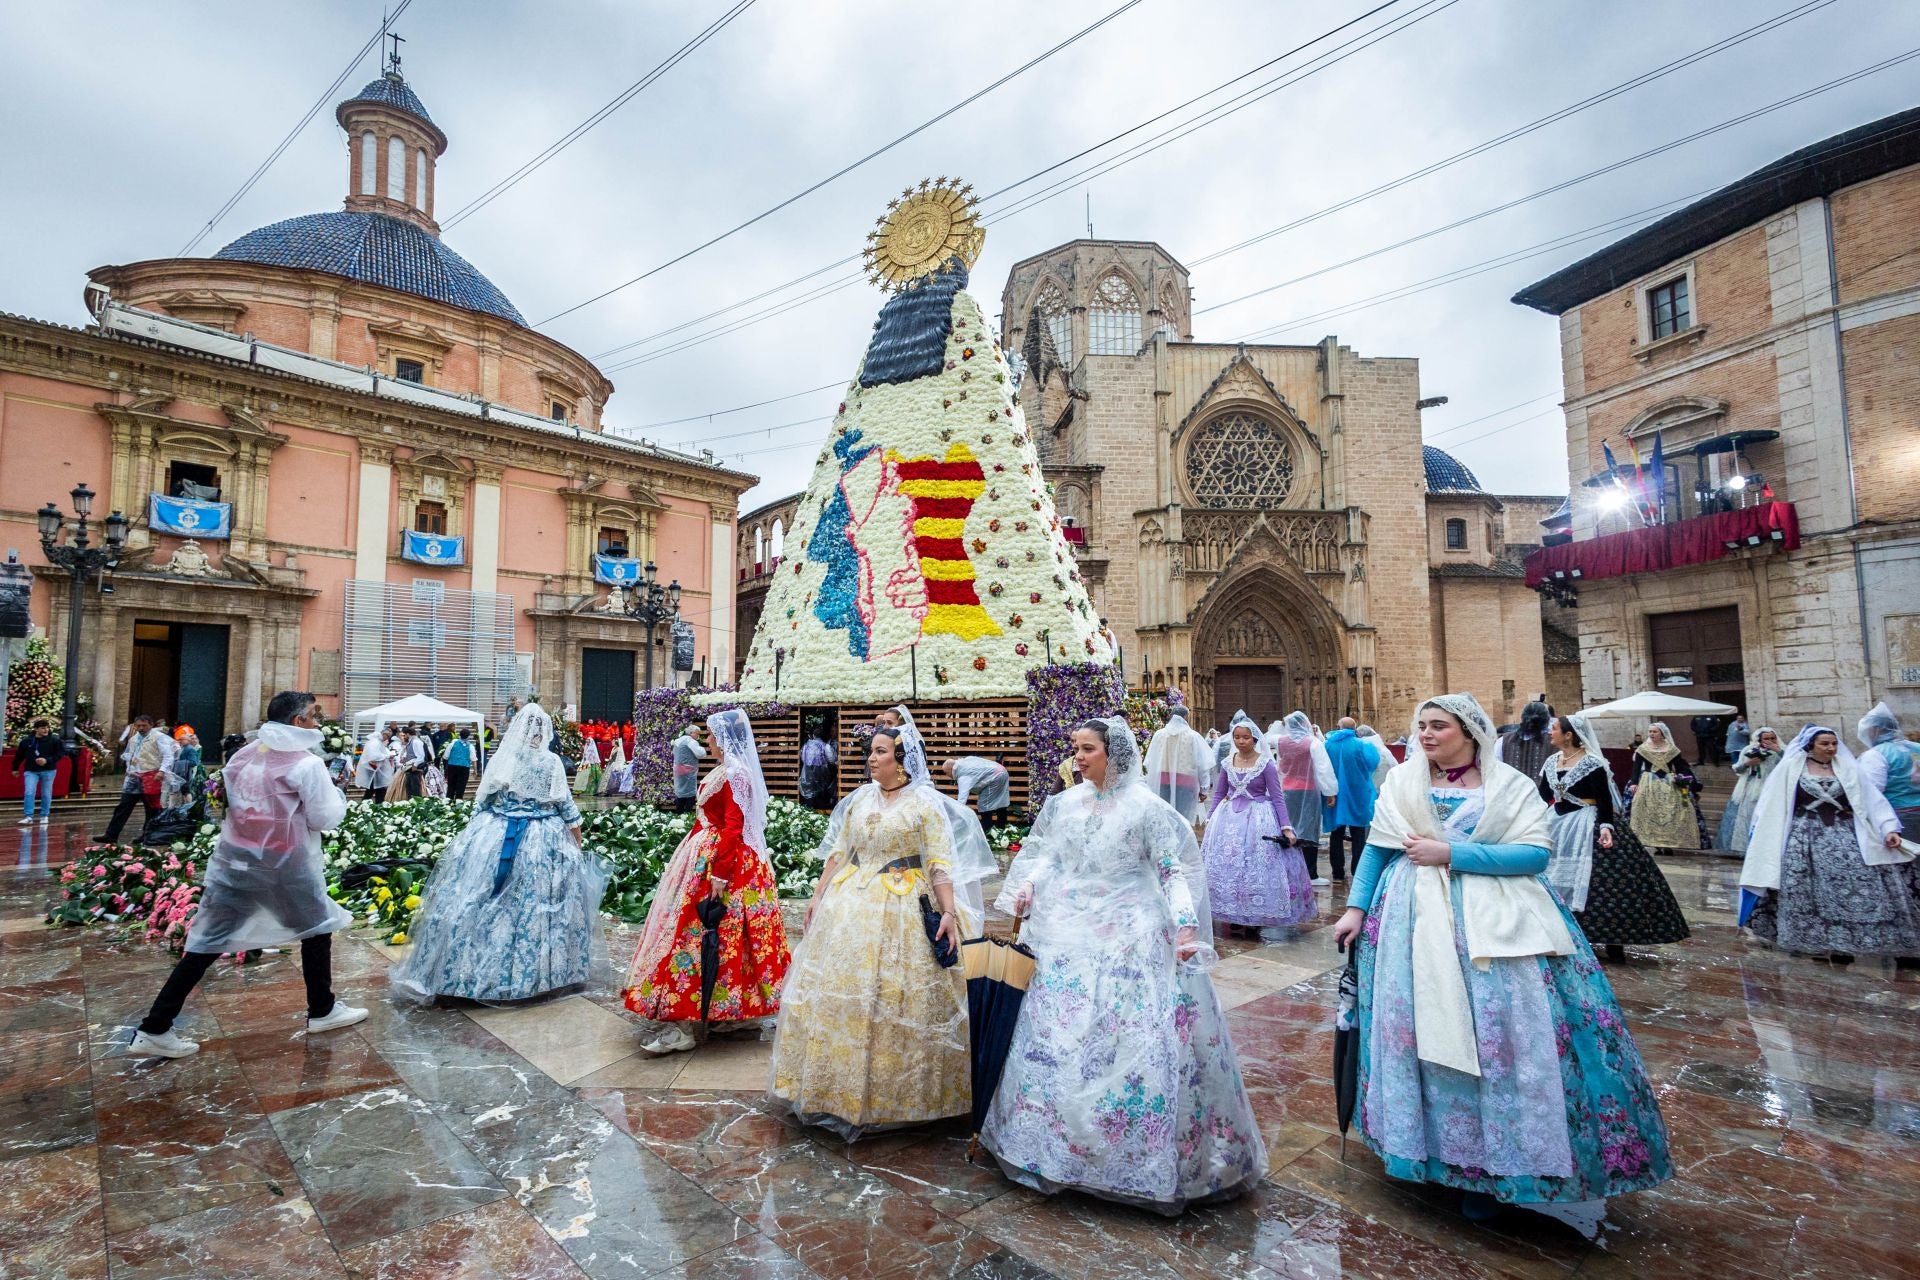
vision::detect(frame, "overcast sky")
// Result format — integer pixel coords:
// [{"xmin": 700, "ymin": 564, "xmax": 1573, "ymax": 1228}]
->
[{"xmin": 5, "ymin": 0, "xmax": 1914, "ymax": 509}]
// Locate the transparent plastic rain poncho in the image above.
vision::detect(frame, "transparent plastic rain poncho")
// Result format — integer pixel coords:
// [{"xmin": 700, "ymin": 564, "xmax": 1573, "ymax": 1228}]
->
[
  {"xmin": 1145, "ymin": 707, "xmax": 1216, "ymax": 821},
  {"xmin": 1215, "ymin": 709, "xmax": 1267, "ymax": 768},
  {"xmin": 814, "ymin": 705, "xmax": 996, "ymax": 934},
  {"xmin": 182, "ymin": 720, "xmax": 352, "ymax": 954},
  {"xmin": 999, "ymin": 716, "xmax": 1217, "ymax": 971}
]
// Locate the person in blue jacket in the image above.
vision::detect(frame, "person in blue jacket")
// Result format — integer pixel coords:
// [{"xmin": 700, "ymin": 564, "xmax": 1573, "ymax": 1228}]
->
[
  {"xmin": 1330, "ymin": 692, "xmax": 1670, "ymax": 1227},
  {"xmin": 1321, "ymin": 717, "xmax": 1380, "ymax": 882}
]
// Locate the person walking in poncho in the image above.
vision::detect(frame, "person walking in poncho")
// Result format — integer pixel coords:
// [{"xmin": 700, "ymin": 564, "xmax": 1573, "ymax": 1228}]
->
[
  {"xmin": 1857, "ymin": 702, "xmax": 1920, "ymax": 842},
  {"xmin": 1145, "ymin": 706, "xmax": 1215, "ymax": 825},
  {"xmin": 625, "ymin": 709, "xmax": 792, "ymax": 1054},
  {"xmin": 392, "ymin": 702, "xmax": 609, "ymax": 1004},
  {"xmin": 986, "ymin": 717, "xmax": 1266, "ymax": 1214},
  {"xmin": 1268, "ymin": 711, "xmax": 1337, "ymax": 882},
  {"xmin": 130, "ymin": 692, "xmax": 366, "ymax": 1057},
  {"xmin": 1331, "ymin": 693, "xmax": 1670, "ymax": 1223},
  {"xmin": 1540, "ymin": 712, "xmax": 1688, "ymax": 960}
]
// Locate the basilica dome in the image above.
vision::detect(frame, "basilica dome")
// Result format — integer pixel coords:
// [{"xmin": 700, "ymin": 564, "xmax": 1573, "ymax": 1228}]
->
[
  {"xmin": 1423, "ymin": 445, "xmax": 1484, "ymax": 494},
  {"xmin": 214, "ymin": 211, "xmax": 525, "ymax": 325}
]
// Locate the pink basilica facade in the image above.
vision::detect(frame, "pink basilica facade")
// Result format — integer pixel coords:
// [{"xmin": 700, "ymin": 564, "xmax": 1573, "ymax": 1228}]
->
[{"xmin": 0, "ymin": 69, "xmax": 751, "ymax": 743}]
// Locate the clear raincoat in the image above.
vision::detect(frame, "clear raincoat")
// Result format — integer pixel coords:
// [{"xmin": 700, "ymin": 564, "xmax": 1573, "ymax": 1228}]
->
[{"xmin": 183, "ymin": 720, "xmax": 352, "ymax": 954}]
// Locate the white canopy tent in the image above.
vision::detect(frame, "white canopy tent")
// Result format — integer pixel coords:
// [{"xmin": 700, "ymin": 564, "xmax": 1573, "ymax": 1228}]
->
[
  {"xmin": 1579, "ymin": 691, "xmax": 1739, "ymax": 719},
  {"xmin": 350, "ymin": 694, "xmax": 489, "ymax": 764}
]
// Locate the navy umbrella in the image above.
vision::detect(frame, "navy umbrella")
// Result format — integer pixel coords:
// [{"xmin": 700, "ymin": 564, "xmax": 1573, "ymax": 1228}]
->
[
  {"xmin": 695, "ymin": 896, "xmax": 728, "ymax": 1019},
  {"xmin": 1333, "ymin": 940, "xmax": 1360, "ymax": 1160},
  {"xmin": 961, "ymin": 929, "xmax": 1037, "ymax": 1162}
]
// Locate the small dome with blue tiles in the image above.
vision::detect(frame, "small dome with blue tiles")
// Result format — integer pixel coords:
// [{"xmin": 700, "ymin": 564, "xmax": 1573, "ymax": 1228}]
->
[
  {"xmin": 214, "ymin": 212, "xmax": 527, "ymax": 325},
  {"xmin": 1423, "ymin": 446, "xmax": 1484, "ymax": 494},
  {"xmin": 342, "ymin": 73, "xmax": 434, "ymax": 125}
]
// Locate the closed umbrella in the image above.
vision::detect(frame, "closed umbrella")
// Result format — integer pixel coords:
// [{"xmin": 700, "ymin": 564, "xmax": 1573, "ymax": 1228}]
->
[
  {"xmin": 961, "ymin": 930, "xmax": 1037, "ymax": 1162},
  {"xmin": 695, "ymin": 896, "xmax": 727, "ymax": 1019},
  {"xmin": 1332, "ymin": 941, "xmax": 1360, "ymax": 1161}
]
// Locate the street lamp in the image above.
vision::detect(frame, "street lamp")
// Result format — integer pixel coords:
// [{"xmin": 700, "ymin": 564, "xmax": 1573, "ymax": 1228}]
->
[
  {"xmin": 37, "ymin": 483, "xmax": 128, "ymax": 753},
  {"xmin": 624, "ymin": 559, "xmax": 681, "ymax": 689}
]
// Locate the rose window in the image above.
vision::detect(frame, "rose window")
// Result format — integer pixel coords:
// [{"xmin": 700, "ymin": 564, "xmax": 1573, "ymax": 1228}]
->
[{"xmin": 1184, "ymin": 412, "xmax": 1296, "ymax": 508}]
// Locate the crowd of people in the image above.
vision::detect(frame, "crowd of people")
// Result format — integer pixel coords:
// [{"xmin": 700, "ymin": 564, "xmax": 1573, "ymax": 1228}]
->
[{"xmin": 77, "ymin": 677, "xmax": 1918, "ymax": 1230}]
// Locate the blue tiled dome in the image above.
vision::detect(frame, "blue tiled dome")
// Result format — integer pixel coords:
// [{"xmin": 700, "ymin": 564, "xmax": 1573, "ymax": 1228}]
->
[
  {"xmin": 214, "ymin": 212, "xmax": 526, "ymax": 325},
  {"xmin": 342, "ymin": 74, "xmax": 433, "ymax": 124},
  {"xmin": 1423, "ymin": 445, "xmax": 1484, "ymax": 494}
]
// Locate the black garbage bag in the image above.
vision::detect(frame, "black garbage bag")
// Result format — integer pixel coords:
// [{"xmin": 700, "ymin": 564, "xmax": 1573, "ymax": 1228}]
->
[
  {"xmin": 336, "ymin": 859, "xmax": 433, "ymax": 893},
  {"xmin": 136, "ymin": 806, "xmax": 201, "ymax": 848}
]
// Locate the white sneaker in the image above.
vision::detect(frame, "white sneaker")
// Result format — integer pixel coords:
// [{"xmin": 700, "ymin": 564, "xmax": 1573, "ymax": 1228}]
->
[
  {"xmin": 1311, "ymin": 877, "xmax": 1331, "ymax": 886},
  {"xmin": 306, "ymin": 1003, "xmax": 369, "ymax": 1034},
  {"xmin": 36, "ymin": 817, "xmax": 48, "ymax": 827},
  {"xmin": 15, "ymin": 816, "xmax": 31, "ymax": 826},
  {"xmin": 130, "ymin": 1028, "xmax": 200, "ymax": 1058},
  {"xmin": 639, "ymin": 1025, "xmax": 697, "ymax": 1056}
]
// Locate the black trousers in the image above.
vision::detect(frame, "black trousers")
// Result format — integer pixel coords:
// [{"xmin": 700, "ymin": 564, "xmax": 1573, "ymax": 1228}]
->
[
  {"xmin": 444, "ymin": 765, "xmax": 470, "ymax": 800},
  {"xmin": 138, "ymin": 934, "xmax": 334, "ymax": 1035},
  {"xmin": 363, "ymin": 786, "xmax": 385, "ymax": 805},
  {"xmin": 674, "ymin": 795, "xmax": 695, "ymax": 814},
  {"xmin": 981, "ymin": 807, "xmax": 1010, "ymax": 829},
  {"xmin": 103, "ymin": 786, "xmax": 157, "ymax": 842},
  {"xmin": 1327, "ymin": 825, "xmax": 1366, "ymax": 880}
]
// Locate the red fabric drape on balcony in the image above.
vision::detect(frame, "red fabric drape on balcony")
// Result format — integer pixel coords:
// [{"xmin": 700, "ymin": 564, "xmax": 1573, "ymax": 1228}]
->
[{"xmin": 1524, "ymin": 501, "xmax": 1799, "ymax": 588}]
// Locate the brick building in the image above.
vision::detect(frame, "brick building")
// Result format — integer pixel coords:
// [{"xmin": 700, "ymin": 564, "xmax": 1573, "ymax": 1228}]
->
[
  {"xmin": 0, "ymin": 67, "xmax": 753, "ymax": 740},
  {"xmin": 992, "ymin": 239, "xmax": 1568, "ymax": 731},
  {"xmin": 1514, "ymin": 106, "xmax": 1920, "ymax": 755}
]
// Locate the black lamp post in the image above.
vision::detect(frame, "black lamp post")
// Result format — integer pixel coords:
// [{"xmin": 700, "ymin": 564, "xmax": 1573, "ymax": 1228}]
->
[
  {"xmin": 625, "ymin": 559, "xmax": 681, "ymax": 690},
  {"xmin": 37, "ymin": 483, "xmax": 128, "ymax": 752}
]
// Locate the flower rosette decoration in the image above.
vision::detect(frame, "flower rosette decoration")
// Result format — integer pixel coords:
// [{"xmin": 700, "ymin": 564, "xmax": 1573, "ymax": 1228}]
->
[{"xmin": 724, "ymin": 181, "xmax": 1110, "ymax": 706}]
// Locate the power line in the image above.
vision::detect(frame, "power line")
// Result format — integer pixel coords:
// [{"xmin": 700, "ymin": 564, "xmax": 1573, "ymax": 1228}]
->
[
  {"xmin": 1188, "ymin": 0, "xmax": 1839, "ymax": 269},
  {"xmin": 592, "ymin": 0, "xmax": 1452, "ymax": 371},
  {"xmin": 441, "ymin": 1, "xmax": 758, "ymax": 230},
  {"xmin": 580, "ymin": 0, "xmax": 1830, "ymax": 375},
  {"xmin": 177, "ymin": 1, "xmax": 412, "ymax": 256},
  {"xmin": 623, "ymin": 381, "xmax": 845, "ymax": 431},
  {"xmin": 536, "ymin": 0, "xmax": 1152, "ymax": 327}
]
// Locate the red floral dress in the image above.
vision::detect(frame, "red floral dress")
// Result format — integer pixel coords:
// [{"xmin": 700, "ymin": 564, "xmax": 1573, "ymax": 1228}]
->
[{"xmin": 623, "ymin": 773, "xmax": 791, "ymax": 1022}]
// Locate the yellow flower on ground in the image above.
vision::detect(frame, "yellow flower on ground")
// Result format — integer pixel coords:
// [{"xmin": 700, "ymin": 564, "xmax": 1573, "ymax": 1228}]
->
[
  {"xmin": 402, "ymin": 895, "xmax": 422, "ymax": 910},
  {"xmin": 389, "ymin": 932, "xmax": 407, "ymax": 945}
]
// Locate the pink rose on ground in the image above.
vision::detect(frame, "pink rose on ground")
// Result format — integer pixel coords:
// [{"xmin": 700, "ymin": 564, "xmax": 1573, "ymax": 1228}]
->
[{"xmin": 91, "ymin": 865, "xmax": 107, "ymax": 877}]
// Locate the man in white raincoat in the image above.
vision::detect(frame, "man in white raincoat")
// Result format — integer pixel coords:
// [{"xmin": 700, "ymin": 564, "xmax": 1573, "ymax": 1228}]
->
[
  {"xmin": 1146, "ymin": 706, "xmax": 1216, "ymax": 824},
  {"xmin": 130, "ymin": 691, "xmax": 365, "ymax": 1058}
]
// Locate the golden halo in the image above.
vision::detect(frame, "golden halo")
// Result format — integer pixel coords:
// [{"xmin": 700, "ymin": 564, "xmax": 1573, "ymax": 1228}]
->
[{"xmin": 862, "ymin": 177, "xmax": 984, "ymax": 293}]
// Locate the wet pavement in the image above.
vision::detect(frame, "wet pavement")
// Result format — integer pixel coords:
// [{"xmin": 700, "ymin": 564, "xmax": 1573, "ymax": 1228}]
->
[{"xmin": 2, "ymin": 819, "xmax": 1915, "ymax": 1278}]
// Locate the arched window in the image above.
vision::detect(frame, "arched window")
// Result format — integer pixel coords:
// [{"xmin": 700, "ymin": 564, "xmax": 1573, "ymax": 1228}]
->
[
  {"xmin": 1088, "ymin": 271, "xmax": 1141, "ymax": 355},
  {"xmin": 1034, "ymin": 279, "xmax": 1072, "ymax": 369},
  {"xmin": 414, "ymin": 147, "xmax": 427, "ymax": 208},
  {"xmin": 386, "ymin": 136, "xmax": 406, "ymax": 201},
  {"xmin": 753, "ymin": 524, "xmax": 766, "ymax": 569},
  {"xmin": 770, "ymin": 518, "xmax": 785, "ymax": 561},
  {"xmin": 1445, "ymin": 518, "xmax": 1467, "ymax": 550},
  {"xmin": 359, "ymin": 131, "xmax": 378, "ymax": 195},
  {"xmin": 1183, "ymin": 412, "xmax": 1297, "ymax": 508}
]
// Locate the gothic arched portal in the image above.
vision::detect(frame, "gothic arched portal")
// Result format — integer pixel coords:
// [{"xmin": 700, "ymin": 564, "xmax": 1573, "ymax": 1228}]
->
[{"xmin": 1189, "ymin": 559, "xmax": 1349, "ymax": 731}]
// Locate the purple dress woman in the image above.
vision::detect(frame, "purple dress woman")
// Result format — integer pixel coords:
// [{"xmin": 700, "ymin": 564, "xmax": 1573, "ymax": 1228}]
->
[{"xmin": 1201, "ymin": 728, "xmax": 1316, "ymax": 928}]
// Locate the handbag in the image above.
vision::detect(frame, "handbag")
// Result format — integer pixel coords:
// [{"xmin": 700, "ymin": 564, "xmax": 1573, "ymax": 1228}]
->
[
  {"xmin": 139, "ymin": 770, "xmax": 165, "ymax": 804},
  {"xmin": 919, "ymin": 894, "xmax": 959, "ymax": 968}
]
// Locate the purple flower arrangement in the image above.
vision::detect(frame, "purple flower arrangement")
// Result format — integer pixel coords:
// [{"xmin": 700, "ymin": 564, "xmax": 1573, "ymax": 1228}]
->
[
  {"xmin": 1024, "ymin": 662, "xmax": 1125, "ymax": 806},
  {"xmin": 630, "ymin": 687, "xmax": 797, "ymax": 805}
]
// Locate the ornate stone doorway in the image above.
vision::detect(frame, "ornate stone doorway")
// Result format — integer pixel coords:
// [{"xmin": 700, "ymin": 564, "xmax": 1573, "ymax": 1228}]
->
[{"xmin": 1190, "ymin": 561, "xmax": 1348, "ymax": 730}]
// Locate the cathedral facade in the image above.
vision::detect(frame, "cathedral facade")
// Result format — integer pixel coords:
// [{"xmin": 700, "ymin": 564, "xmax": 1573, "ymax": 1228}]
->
[{"xmin": 999, "ymin": 239, "xmax": 1571, "ymax": 731}]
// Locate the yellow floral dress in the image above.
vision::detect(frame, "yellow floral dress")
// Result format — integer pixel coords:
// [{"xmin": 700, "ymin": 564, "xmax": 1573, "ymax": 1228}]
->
[{"xmin": 768, "ymin": 784, "xmax": 969, "ymax": 1138}]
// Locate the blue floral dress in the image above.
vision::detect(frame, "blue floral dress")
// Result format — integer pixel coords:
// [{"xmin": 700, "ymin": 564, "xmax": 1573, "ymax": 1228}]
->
[
  {"xmin": 1351, "ymin": 786, "xmax": 1672, "ymax": 1204},
  {"xmin": 391, "ymin": 789, "xmax": 609, "ymax": 1002}
]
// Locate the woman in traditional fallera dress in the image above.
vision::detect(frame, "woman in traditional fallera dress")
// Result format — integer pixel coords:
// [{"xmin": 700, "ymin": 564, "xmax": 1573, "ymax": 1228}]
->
[
  {"xmin": 1627, "ymin": 723, "xmax": 1704, "ymax": 852},
  {"xmin": 626, "ymin": 710, "xmax": 791, "ymax": 1053},
  {"xmin": 1718, "ymin": 727, "xmax": 1782, "ymax": 852},
  {"xmin": 1201, "ymin": 720, "xmax": 1314, "ymax": 932},
  {"xmin": 1540, "ymin": 713, "xmax": 1688, "ymax": 959},
  {"xmin": 768, "ymin": 719, "xmax": 993, "ymax": 1139},
  {"xmin": 391, "ymin": 703, "xmax": 610, "ymax": 1003},
  {"xmin": 985, "ymin": 717, "xmax": 1267, "ymax": 1214},
  {"xmin": 1740, "ymin": 725, "xmax": 1916, "ymax": 961},
  {"xmin": 1332, "ymin": 693, "xmax": 1671, "ymax": 1223}
]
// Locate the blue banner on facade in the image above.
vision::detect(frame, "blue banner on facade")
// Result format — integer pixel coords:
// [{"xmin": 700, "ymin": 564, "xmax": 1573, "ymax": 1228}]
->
[
  {"xmin": 594, "ymin": 554, "xmax": 643, "ymax": 585},
  {"xmin": 402, "ymin": 531, "xmax": 465, "ymax": 566},
  {"xmin": 148, "ymin": 493, "xmax": 232, "ymax": 539}
]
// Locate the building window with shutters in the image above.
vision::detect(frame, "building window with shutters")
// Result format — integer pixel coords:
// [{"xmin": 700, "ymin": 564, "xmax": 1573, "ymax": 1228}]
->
[
  {"xmin": 415, "ymin": 500, "xmax": 447, "ymax": 534},
  {"xmin": 598, "ymin": 526, "xmax": 629, "ymax": 557},
  {"xmin": 1445, "ymin": 518, "xmax": 1467, "ymax": 550}
]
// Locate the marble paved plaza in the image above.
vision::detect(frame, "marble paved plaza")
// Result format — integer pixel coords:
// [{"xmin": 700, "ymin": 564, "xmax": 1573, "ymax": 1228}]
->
[{"xmin": 2, "ymin": 822, "xmax": 1916, "ymax": 1278}]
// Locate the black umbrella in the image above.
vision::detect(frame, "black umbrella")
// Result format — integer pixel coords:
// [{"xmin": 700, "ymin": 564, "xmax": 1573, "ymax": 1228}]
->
[
  {"xmin": 961, "ymin": 929, "xmax": 1037, "ymax": 1163},
  {"xmin": 1332, "ymin": 940, "xmax": 1360, "ymax": 1160},
  {"xmin": 694, "ymin": 896, "xmax": 728, "ymax": 1020}
]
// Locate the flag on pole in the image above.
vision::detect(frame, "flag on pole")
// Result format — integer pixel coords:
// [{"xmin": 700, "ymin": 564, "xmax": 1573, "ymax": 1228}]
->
[{"xmin": 1647, "ymin": 431, "xmax": 1666, "ymax": 522}]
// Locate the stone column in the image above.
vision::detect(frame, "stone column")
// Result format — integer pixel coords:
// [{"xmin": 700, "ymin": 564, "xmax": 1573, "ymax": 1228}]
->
[
  {"xmin": 469, "ymin": 470, "xmax": 502, "ymax": 595},
  {"xmin": 708, "ymin": 516, "xmax": 736, "ymax": 680},
  {"xmin": 240, "ymin": 618, "xmax": 264, "ymax": 727}
]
